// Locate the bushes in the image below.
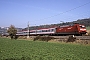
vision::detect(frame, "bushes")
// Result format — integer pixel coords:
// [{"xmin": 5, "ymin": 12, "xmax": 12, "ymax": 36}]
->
[
  {"xmin": 0, "ymin": 34, "xmax": 2, "ymax": 37},
  {"xmin": 9, "ymin": 35, "xmax": 18, "ymax": 40},
  {"xmin": 18, "ymin": 36, "xmax": 27, "ymax": 39},
  {"xmin": 33, "ymin": 36, "xmax": 55, "ymax": 42},
  {"xmin": 7, "ymin": 25, "xmax": 17, "ymax": 39},
  {"xmin": 33, "ymin": 35, "xmax": 77, "ymax": 43},
  {"xmin": 66, "ymin": 35, "xmax": 76, "ymax": 42}
]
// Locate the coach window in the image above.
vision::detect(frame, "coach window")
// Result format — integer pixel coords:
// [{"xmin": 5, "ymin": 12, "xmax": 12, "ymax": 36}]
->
[
  {"xmin": 42, "ymin": 30, "xmax": 46, "ymax": 32},
  {"xmin": 47, "ymin": 30, "xmax": 50, "ymax": 32},
  {"xmin": 24, "ymin": 32, "xmax": 26, "ymax": 33},
  {"xmin": 51, "ymin": 29, "xmax": 54, "ymax": 32},
  {"xmin": 37, "ymin": 30, "xmax": 41, "ymax": 32},
  {"xmin": 30, "ymin": 32, "xmax": 33, "ymax": 33}
]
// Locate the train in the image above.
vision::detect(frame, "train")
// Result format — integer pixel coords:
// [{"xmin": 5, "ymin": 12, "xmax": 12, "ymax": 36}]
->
[{"xmin": 16, "ymin": 23, "xmax": 87, "ymax": 36}]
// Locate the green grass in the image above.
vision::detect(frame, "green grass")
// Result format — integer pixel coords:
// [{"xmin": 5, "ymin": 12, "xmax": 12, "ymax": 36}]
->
[
  {"xmin": 86, "ymin": 26, "xmax": 90, "ymax": 30},
  {"xmin": 0, "ymin": 38, "xmax": 90, "ymax": 60}
]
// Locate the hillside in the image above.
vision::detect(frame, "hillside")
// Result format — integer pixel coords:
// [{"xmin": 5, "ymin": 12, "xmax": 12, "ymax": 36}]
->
[{"xmin": 72, "ymin": 18, "xmax": 90, "ymax": 26}]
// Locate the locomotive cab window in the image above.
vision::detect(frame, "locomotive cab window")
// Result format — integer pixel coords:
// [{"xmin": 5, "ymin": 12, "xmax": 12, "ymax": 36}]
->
[{"xmin": 79, "ymin": 25, "xmax": 85, "ymax": 28}]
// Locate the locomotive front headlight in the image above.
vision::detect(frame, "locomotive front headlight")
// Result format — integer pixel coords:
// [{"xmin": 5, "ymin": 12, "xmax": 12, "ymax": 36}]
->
[{"xmin": 80, "ymin": 29, "xmax": 86, "ymax": 31}]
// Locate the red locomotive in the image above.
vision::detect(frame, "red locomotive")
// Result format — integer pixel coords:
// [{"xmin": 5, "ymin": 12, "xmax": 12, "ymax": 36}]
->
[
  {"xmin": 56, "ymin": 24, "xmax": 87, "ymax": 35},
  {"xmin": 21, "ymin": 24, "xmax": 87, "ymax": 36}
]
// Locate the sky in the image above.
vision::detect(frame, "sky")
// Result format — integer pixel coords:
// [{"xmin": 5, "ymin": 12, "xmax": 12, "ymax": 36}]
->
[{"xmin": 0, "ymin": 0, "xmax": 90, "ymax": 28}]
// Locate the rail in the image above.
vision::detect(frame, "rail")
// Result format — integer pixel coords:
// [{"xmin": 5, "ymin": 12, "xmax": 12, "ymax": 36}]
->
[{"xmin": 50, "ymin": 36, "xmax": 90, "ymax": 40}]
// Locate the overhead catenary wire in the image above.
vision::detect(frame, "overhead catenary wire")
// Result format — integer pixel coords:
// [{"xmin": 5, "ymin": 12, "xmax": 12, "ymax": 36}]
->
[{"xmin": 38, "ymin": 1, "xmax": 90, "ymax": 21}]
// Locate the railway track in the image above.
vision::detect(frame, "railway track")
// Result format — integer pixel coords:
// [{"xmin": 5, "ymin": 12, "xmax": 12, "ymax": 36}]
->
[
  {"xmin": 49, "ymin": 36, "xmax": 90, "ymax": 40},
  {"xmin": 29, "ymin": 35, "xmax": 90, "ymax": 40},
  {"xmin": 75, "ymin": 36, "xmax": 90, "ymax": 40},
  {"xmin": 29, "ymin": 35, "xmax": 90, "ymax": 44}
]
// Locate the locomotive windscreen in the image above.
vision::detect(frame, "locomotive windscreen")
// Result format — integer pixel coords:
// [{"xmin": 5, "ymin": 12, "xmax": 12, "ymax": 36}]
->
[{"xmin": 79, "ymin": 25, "xmax": 85, "ymax": 28}]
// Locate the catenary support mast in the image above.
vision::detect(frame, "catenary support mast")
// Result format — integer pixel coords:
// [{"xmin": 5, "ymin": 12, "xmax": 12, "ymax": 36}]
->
[{"xmin": 27, "ymin": 21, "xmax": 30, "ymax": 38}]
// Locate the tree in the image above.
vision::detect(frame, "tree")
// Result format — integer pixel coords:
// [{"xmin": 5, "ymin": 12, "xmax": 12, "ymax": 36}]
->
[{"xmin": 7, "ymin": 25, "xmax": 17, "ymax": 39}]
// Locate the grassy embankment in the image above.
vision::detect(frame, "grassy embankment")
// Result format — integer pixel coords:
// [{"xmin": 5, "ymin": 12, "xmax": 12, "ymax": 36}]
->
[
  {"xmin": 0, "ymin": 38, "xmax": 90, "ymax": 60},
  {"xmin": 86, "ymin": 26, "xmax": 90, "ymax": 35},
  {"xmin": 86, "ymin": 26, "xmax": 90, "ymax": 30}
]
